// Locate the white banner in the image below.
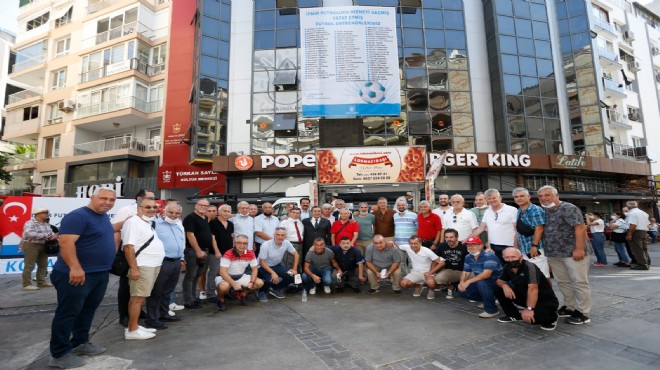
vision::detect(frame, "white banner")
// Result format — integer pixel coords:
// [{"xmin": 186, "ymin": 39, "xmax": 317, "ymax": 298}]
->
[{"xmin": 300, "ymin": 6, "xmax": 400, "ymax": 117}]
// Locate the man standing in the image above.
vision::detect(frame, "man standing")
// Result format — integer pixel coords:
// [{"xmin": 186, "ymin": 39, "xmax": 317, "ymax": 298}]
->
[
  {"xmin": 300, "ymin": 197, "xmax": 311, "ymax": 220},
  {"xmin": 470, "ymin": 192, "xmax": 489, "ymax": 244},
  {"xmin": 417, "ymin": 200, "xmax": 442, "ymax": 250},
  {"xmin": 470, "ymin": 188, "xmax": 518, "ymax": 263},
  {"xmin": 182, "ymin": 199, "xmax": 217, "ymax": 309},
  {"xmin": 332, "ymin": 199, "xmax": 353, "ymax": 220},
  {"xmin": 364, "ymin": 235, "xmax": 402, "ymax": 295},
  {"xmin": 279, "ymin": 207, "xmax": 305, "ymax": 270},
  {"xmin": 433, "ymin": 229, "xmax": 468, "ymax": 299},
  {"xmin": 122, "ymin": 198, "xmax": 165, "ymax": 339},
  {"xmin": 256, "ymin": 227, "xmax": 300, "ymax": 301},
  {"xmin": 331, "ymin": 208, "xmax": 360, "ymax": 246},
  {"xmin": 625, "ymin": 201, "xmax": 651, "ymax": 270},
  {"xmin": 21, "ymin": 207, "xmax": 57, "ymax": 291},
  {"xmin": 495, "ymin": 248, "xmax": 559, "ymax": 330},
  {"xmin": 373, "ymin": 197, "xmax": 395, "ymax": 243},
  {"xmin": 232, "ymin": 201, "xmax": 255, "ymax": 250},
  {"xmin": 302, "ymin": 206, "xmax": 332, "ymax": 257},
  {"xmin": 441, "ymin": 194, "xmax": 478, "ymax": 242},
  {"xmin": 207, "ymin": 204, "xmax": 234, "ymax": 301},
  {"xmin": 329, "ymin": 237, "xmax": 366, "ymax": 293},
  {"xmin": 302, "ymin": 237, "xmax": 341, "ymax": 294},
  {"xmin": 512, "ymin": 187, "xmax": 545, "ymax": 262},
  {"xmin": 432, "ymin": 193, "xmax": 452, "ymax": 218},
  {"xmin": 354, "ymin": 202, "xmax": 375, "ymax": 256},
  {"xmin": 254, "ymin": 202, "xmax": 279, "ymax": 252},
  {"xmin": 458, "ymin": 236, "xmax": 502, "ymax": 318},
  {"xmin": 321, "ymin": 203, "xmax": 336, "ymax": 223},
  {"xmin": 393, "ymin": 198, "xmax": 417, "ymax": 274},
  {"xmin": 399, "ymin": 235, "xmax": 440, "ymax": 299},
  {"xmin": 49, "ymin": 188, "xmax": 117, "ymax": 368},
  {"xmin": 146, "ymin": 203, "xmax": 185, "ymax": 330},
  {"xmin": 538, "ymin": 185, "xmax": 591, "ymax": 325},
  {"xmin": 248, "ymin": 204, "xmax": 259, "ymax": 218}
]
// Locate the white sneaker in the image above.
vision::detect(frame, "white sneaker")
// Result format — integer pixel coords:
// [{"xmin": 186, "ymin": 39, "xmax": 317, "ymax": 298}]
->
[
  {"xmin": 427, "ymin": 289, "xmax": 435, "ymax": 300},
  {"xmin": 479, "ymin": 311, "xmax": 499, "ymax": 318},
  {"xmin": 125, "ymin": 329, "xmax": 155, "ymax": 340},
  {"xmin": 168, "ymin": 310, "xmax": 176, "ymax": 317},
  {"xmin": 323, "ymin": 286, "xmax": 331, "ymax": 294},
  {"xmin": 198, "ymin": 291, "xmax": 207, "ymax": 300},
  {"xmin": 169, "ymin": 303, "xmax": 184, "ymax": 311},
  {"xmin": 477, "ymin": 303, "xmax": 484, "ymax": 309},
  {"xmin": 309, "ymin": 287, "xmax": 316, "ymax": 295},
  {"xmin": 413, "ymin": 286, "xmax": 424, "ymax": 297},
  {"xmin": 138, "ymin": 325, "xmax": 157, "ymax": 333}
]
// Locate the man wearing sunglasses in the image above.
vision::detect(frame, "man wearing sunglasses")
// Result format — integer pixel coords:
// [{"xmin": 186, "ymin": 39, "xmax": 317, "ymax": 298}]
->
[
  {"xmin": 469, "ymin": 189, "xmax": 518, "ymax": 264},
  {"xmin": 441, "ymin": 194, "xmax": 478, "ymax": 243}
]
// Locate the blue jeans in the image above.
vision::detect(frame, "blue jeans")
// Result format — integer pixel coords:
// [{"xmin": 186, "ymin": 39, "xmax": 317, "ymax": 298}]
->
[
  {"xmin": 458, "ymin": 279, "xmax": 498, "ymax": 314},
  {"xmin": 591, "ymin": 233, "xmax": 607, "ymax": 264},
  {"xmin": 258, "ymin": 264, "xmax": 293, "ymax": 292},
  {"xmin": 50, "ymin": 269, "xmax": 109, "ymax": 358},
  {"xmin": 302, "ymin": 266, "xmax": 333, "ymax": 290},
  {"xmin": 613, "ymin": 242, "xmax": 630, "ymax": 263}
]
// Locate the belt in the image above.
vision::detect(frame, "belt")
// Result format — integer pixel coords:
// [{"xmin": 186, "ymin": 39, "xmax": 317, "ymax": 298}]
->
[{"xmin": 164, "ymin": 257, "xmax": 179, "ymax": 262}]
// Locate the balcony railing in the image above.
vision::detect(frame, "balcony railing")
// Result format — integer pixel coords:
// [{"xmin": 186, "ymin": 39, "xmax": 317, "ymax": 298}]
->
[
  {"xmin": 2, "ymin": 118, "xmax": 40, "ymax": 137},
  {"xmin": 611, "ymin": 143, "xmax": 646, "ymax": 158},
  {"xmin": 603, "ymin": 77, "xmax": 626, "ymax": 95},
  {"xmin": 11, "ymin": 54, "xmax": 46, "ymax": 74},
  {"xmin": 593, "ymin": 17, "xmax": 615, "ymax": 34},
  {"xmin": 73, "ymin": 137, "xmax": 160, "ymax": 156},
  {"xmin": 598, "ymin": 47, "xmax": 619, "ymax": 63},
  {"xmin": 80, "ymin": 58, "xmax": 165, "ymax": 83},
  {"xmin": 81, "ymin": 22, "xmax": 156, "ymax": 48},
  {"xmin": 75, "ymin": 96, "xmax": 163, "ymax": 119},
  {"xmin": 86, "ymin": 0, "xmax": 111, "ymax": 15},
  {"xmin": 5, "ymin": 152, "xmax": 36, "ymax": 166},
  {"xmin": 8, "ymin": 88, "xmax": 43, "ymax": 104},
  {"xmin": 606, "ymin": 109, "xmax": 628, "ymax": 124}
]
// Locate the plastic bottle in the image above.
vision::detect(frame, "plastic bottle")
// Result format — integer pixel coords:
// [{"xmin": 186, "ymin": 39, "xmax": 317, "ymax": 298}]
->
[{"xmin": 302, "ymin": 289, "xmax": 308, "ymax": 302}]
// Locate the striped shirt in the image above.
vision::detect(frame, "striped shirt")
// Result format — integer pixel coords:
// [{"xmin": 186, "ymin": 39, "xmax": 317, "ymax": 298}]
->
[
  {"xmin": 22, "ymin": 218, "xmax": 53, "ymax": 243},
  {"xmin": 393, "ymin": 210, "xmax": 418, "ymax": 246}
]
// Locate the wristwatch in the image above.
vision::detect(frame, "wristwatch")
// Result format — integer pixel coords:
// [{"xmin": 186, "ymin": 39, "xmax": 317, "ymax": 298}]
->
[
  {"xmin": 526, "ymin": 306, "xmax": 534, "ymax": 311},
  {"xmin": 531, "ymin": 244, "xmax": 538, "ymax": 248}
]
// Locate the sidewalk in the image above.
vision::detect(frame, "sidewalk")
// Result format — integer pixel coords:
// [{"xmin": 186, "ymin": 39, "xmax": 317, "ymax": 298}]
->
[{"xmin": 1, "ymin": 243, "xmax": 659, "ymax": 370}]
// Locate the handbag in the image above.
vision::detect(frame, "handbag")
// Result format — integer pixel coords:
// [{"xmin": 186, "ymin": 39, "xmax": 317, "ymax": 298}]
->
[
  {"xmin": 516, "ymin": 212, "xmax": 536, "ymax": 237},
  {"xmin": 524, "ymin": 251, "xmax": 550, "ymax": 278},
  {"xmin": 110, "ymin": 235, "xmax": 155, "ymax": 276},
  {"xmin": 45, "ymin": 239, "xmax": 59, "ymax": 255}
]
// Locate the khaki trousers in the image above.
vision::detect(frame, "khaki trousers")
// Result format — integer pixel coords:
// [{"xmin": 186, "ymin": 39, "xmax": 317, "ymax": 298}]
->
[
  {"xmin": 22, "ymin": 241, "xmax": 48, "ymax": 287},
  {"xmin": 366, "ymin": 266, "xmax": 402, "ymax": 291},
  {"xmin": 547, "ymin": 256, "xmax": 592, "ymax": 315}
]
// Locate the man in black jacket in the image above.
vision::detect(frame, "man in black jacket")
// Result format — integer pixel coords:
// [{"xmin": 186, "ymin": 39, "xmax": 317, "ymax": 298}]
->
[{"xmin": 302, "ymin": 206, "xmax": 331, "ymax": 258}]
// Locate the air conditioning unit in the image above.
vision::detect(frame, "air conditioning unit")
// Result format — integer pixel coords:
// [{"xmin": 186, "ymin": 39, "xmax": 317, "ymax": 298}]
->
[
  {"xmin": 58, "ymin": 99, "xmax": 74, "ymax": 112},
  {"xmin": 653, "ymin": 47, "xmax": 660, "ymax": 56},
  {"xmin": 629, "ymin": 61, "xmax": 641, "ymax": 72},
  {"xmin": 624, "ymin": 30, "xmax": 635, "ymax": 41},
  {"xmin": 628, "ymin": 112, "xmax": 640, "ymax": 121}
]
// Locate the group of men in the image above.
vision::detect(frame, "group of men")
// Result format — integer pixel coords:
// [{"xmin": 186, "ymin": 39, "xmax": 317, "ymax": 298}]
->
[{"xmin": 41, "ymin": 184, "xmax": 653, "ymax": 368}]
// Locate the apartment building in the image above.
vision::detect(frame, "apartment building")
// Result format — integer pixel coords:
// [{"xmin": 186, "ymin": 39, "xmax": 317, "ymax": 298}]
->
[{"xmin": 2, "ymin": 0, "xmax": 169, "ymax": 197}]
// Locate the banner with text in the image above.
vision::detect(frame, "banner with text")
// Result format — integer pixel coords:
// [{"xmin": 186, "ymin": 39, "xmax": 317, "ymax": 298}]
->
[
  {"xmin": 300, "ymin": 6, "xmax": 400, "ymax": 117},
  {"xmin": 316, "ymin": 146, "xmax": 425, "ymax": 185}
]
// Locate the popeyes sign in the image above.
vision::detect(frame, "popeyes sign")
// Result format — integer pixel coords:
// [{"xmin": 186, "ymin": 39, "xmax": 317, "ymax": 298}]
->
[{"xmin": 316, "ymin": 147, "xmax": 426, "ymax": 185}]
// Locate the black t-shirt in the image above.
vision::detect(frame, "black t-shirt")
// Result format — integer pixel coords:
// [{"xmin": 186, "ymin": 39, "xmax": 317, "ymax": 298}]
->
[
  {"xmin": 210, "ymin": 218, "xmax": 234, "ymax": 254},
  {"xmin": 183, "ymin": 212, "xmax": 212, "ymax": 251},
  {"xmin": 434, "ymin": 242, "xmax": 468, "ymax": 271},
  {"xmin": 499, "ymin": 260, "xmax": 556, "ymax": 302}
]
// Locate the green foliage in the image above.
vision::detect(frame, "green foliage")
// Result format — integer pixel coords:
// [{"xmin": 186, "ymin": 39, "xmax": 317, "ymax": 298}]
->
[{"xmin": 0, "ymin": 153, "xmax": 12, "ymax": 185}]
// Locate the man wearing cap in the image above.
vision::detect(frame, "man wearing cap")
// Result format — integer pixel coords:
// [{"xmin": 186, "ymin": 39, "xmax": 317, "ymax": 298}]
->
[
  {"xmin": 458, "ymin": 235, "xmax": 502, "ymax": 318},
  {"xmin": 21, "ymin": 207, "xmax": 57, "ymax": 291}
]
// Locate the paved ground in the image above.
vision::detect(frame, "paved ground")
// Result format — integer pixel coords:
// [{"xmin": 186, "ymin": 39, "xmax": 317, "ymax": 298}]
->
[{"xmin": 1, "ymin": 242, "xmax": 659, "ymax": 370}]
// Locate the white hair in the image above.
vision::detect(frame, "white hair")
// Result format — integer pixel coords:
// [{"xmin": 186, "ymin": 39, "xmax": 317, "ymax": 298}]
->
[
  {"xmin": 484, "ymin": 188, "xmax": 500, "ymax": 198},
  {"xmin": 237, "ymin": 201, "xmax": 249, "ymax": 207},
  {"xmin": 92, "ymin": 187, "xmax": 116, "ymax": 196},
  {"xmin": 511, "ymin": 187, "xmax": 530, "ymax": 196},
  {"xmin": 538, "ymin": 185, "xmax": 558, "ymax": 195}
]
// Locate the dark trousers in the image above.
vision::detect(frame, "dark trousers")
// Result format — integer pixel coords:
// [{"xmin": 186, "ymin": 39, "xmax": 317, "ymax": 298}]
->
[
  {"xmin": 117, "ymin": 276, "xmax": 129, "ymax": 320},
  {"xmin": 146, "ymin": 259, "xmax": 180, "ymax": 322},
  {"xmin": 494, "ymin": 284, "xmax": 559, "ymax": 325},
  {"xmin": 334, "ymin": 269, "xmax": 360, "ymax": 289},
  {"xmin": 258, "ymin": 264, "xmax": 294, "ymax": 292},
  {"xmin": 183, "ymin": 248, "xmax": 201, "ymax": 304},
  {"xmin": 624, "ymin": 240, "xmax": 637, "ymax": 265},
  {"xmin": 630, "ymin": 230, "xmax": 650, "ymax": 267},
  {"xmin": 50, "ymin": 270, "xmax": 109, "ymax": 358},
  {"xmin": 489, "ymin": 244, "xmax": 511, "ymax": 265}
]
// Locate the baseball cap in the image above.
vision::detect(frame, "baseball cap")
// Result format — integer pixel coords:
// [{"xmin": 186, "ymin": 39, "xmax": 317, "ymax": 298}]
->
[
  {"xmin": 32, "ymin": 207, "xmax": 49, "ymax": 215},
  {"xmin": 463, "ymin": 236, "xmax": 483, "ymax": 245}
]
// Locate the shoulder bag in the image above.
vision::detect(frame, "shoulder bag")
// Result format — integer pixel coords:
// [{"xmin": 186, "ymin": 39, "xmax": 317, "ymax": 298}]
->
[
  {"xmin": 516, "ymin": 211, "xmax": 536, "ymax": 237},
  {"xmin": 110, "ymin": 234, "xmax": 155, "ymax": 276}
]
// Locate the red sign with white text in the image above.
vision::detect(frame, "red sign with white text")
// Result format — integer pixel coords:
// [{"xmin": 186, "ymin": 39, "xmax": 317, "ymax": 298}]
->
[{"xmin": 158, "ymin": 164, "xmax": 225, "ymax": 193}]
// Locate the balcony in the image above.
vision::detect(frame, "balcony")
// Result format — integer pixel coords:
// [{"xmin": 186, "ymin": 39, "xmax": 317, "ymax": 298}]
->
[
  {"xmin": 592, "ymin": 17, "xmax": 616, "ymax": 37},
  {"xmin": 7, "ymin": 88, "xmax": 43, "ymax": 105},
  {"xmin": 602, "ymin": 77, "xmax": 626, "ymax": 98},
  {"xmin": 73, "ymin": 137, "xmax": 161, "ymax": 156},
  {"xmin": 598, "ymin": 47, "xmax": 621, "ymax": 68},
  {"xmin": 612, "ymin": 143, "xmax": 646, "ymax": 159},
  {"xmin": 10, "ymin": 54, "xmax": 47, "ymax": 86},
  {"xmin": 75, "ymin": 96, "xmax": 163, "ymax": 120},
  {"xmin": 4, "ymin": 152, "xmax": 37, "ymax": 170},
  {"xmin": 81, "ymin": 22, "xmax": 157, "ymax": 49},
  {"xmin": 80, "ymin": 58, "xmax": 165, "ymax": 83},
  {"xmin": 606, "ymin": 109, "xmax": 632, "ymax": 130},
  {"xmin": 1, "ymin": 119, "xmax": 40, "ymax": 143}
]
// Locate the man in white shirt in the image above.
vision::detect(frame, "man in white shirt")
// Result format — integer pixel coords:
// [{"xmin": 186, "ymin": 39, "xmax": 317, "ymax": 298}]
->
[
  {"xmin": 122, "ymin": 198, "xmax": 165, "ymax": 340},
  {"xmin": 432, "ymin": 193, "xmax": 452, "ymax": 219},
  {"xmin": 470, "ymin": 188, "xmax": 518, "ymax": 264},
  {"xmin": 254, "ymin": 202, "xmax": 280, "ymax": 252},
  {"xmin": 399, "ymin": 235, "xmax": 442, "ymax": 300},
  {"xmin": 625, "ymin": 201, "xmax": 651, "ymax": 270},
  {"xmin": 231, "ymin": 201, "xmax": 255, "ymax": 250},
  {"xmin": 279, "ymin": 207, "xmax": 305, "ymax": 271},
  {"xmin": 441, "ymin": 194, "xmax": 478, "ymax": 242}
]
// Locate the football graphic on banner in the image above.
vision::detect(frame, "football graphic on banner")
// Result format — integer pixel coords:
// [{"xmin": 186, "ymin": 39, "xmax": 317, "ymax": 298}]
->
[{"xmin": 358, "ymin": 81, "xmax": 386, "ymax": 104}]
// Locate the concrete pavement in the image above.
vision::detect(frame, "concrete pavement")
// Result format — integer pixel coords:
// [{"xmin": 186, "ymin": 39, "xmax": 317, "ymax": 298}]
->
[{"xmin": 1, "ymin": 242, "xmax": 659, "ymax": 370}]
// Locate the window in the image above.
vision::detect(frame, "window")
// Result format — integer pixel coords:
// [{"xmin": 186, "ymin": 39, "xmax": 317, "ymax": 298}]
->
[
  {"xmin": 47, "ymin": 102, "xmax": 64, "ymax": 125},
  {"xmin": 632, "ymin": 137, "xmax": 643, "ymax": 147},
  {"xmin": 54, "ymin": 7, "xmax": 72, "ymax": 28},
  {"xmin": 43, "ymin": 136, "xmax": 60, "ymax": 159},
  {"xmin": 51, "ymin": 69, "xmax": 67, "ymax": 90},
  {"xmin": 41, "ymin": 174, "xmax": 57, "ymax": 195},
  {"xmin": 23, "ymin": 106, "xmax": 39, "ymax": 121},
  {"xmin": 26, "ymin": 11, "xmax": 50, "ymax": 31},
  {"xmin": 54, "ymin": 37, "xmax": 70, "ymax": 58},
  {"xmin": 151, "ymin": 44, "xmax": 167, "ymax": 68},
  {"xmin": 95, "ymin": 7, "xmax": 138, "ymax": 45}
]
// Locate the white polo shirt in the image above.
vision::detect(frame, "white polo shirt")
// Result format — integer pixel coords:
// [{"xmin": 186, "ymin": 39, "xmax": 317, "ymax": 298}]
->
[
  {"xmin": 627, "ymin": 208, "xmax": 650, "ymax": 231},
  {"xmin": 121, "ymin": 215, "xmax": 165, "ymax": 267},
  {"xmin": 442, "ymin": 208, "xmax": 478, "ymax": 241},
  {"xmin": 481, "ymin": 204, "xmax": 518, "ymax": 246},
  {"xmin": 399, "ymin": 244, "xmax": 439, "ymax": 272}
]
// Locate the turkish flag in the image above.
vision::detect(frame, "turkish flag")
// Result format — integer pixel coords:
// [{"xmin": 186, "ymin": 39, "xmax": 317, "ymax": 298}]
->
[{"xmin": 0, "ymin": 196, "xmax": 34, "ymax": 238}]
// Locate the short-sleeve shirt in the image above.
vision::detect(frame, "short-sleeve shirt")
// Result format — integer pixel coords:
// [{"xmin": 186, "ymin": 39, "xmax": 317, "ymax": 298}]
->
[
  {"xmin": 331, "ymin": 220, "xmax": 359, "ymax": 245},
  {"xmin": 220, "ymin": 249, "xmax": 257, "ymax": 276},
  {"xmin": 121, "ymin": 215, "xmax": 165, "ymax": 267},
  {"xmin": 258, "ymin": 239, "xmax": 296, "ymax": 267},
  {"xmin": 516, "ymin": 203, "xmax": 546, "ymax": 254},
  {"xmin": 589, "ymin": 218, "xmax": 605, "ymax": 233},
  {"xmin": 54, "ymin": 206, "xmax": 115, "ymax": 273},
  {"xmin": 417, "ymin": 212, "xmax": 442, "ymax": 240},
  {"xmin": 498, "ymin": 260, "xmax": 557, "ymax": 303},
  {"xmin": 442, "ymin": 208, "xmax": 478, "ymax": 241},
  {"xmin": 627, "ymin": 208, "xmax": 650, "ymax": 231},
  {"xmin": 210, "ymin": 219, "xmax": 234, "ymax": 254},
  {"xmin": 542, "ymin": 201, "xmax": 585, "ymax": 258},
  {"xmin": 355, "ymin": 213, "xmax": 376, "ymax": 241},
  {"xmin": 393, "ymin": 210, "xmax": 417, "ymax": 245},
  {"xmin": 305, "ymin": 247, "xmax": 335, "ymax": 269},
  {"xmin": 254, "ymin": 214, "xmax": 280, "ymax": 244},
  {"xmin": 481, "ymin": 204, "xmax": 518, "ymax": 246},
  {"xmin": 231, "ymin": 214, "xmax": 255, "ymax": 249},
  {"xmin": 399, "ymin": 244, "xmax": 439, "ymax": 272},
  {"xmin": 365, "ymin": 244, "xmax": 401, "ymax": 269},
  {"xmin": 183, "ymin": 212, "xmax": 213, "ymax": 251},
  {"xmin": 463, "ymin": 251, "xmax": 502, "ymax": 281},
  {"xmin": 329, "ymin": 245, "xmax": 364, "ymax": 273},
  {"xmin": 434, "ymin": 242, "xmax": 468, "ymax": 271},
  {"xmin": 373, "ymin": 209, "xmax": 395, "ymax": 237}
]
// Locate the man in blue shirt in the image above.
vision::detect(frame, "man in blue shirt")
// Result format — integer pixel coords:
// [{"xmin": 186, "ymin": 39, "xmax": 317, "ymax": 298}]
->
[
  {"xmin": 458, "ymin": 236, "xmax": 502, "ymax": 318},
  {"xmin": 256, "ymin": 227, "xmax": 300, "ymax": 301},
  {"xmin": 49, "ymin": 188, "xmax": 118, "ymax": 369},
  {"xmin": 512, "ymin": 187, "xmax": 545, "ymax": 257}
]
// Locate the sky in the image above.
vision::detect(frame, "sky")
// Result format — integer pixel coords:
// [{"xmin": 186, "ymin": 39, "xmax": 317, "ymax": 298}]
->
[{"xmin": 0, "ymin": 1, "xmax": 19, "ymax": 35}]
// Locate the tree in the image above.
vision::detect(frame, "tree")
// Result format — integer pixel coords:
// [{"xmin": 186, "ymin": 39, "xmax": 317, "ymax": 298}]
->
[{"xmin": 0, "ymin": 153, "xmax": 12, "ymax": 184}]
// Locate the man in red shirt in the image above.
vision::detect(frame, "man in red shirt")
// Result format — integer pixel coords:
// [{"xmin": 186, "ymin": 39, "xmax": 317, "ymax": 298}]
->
[
  {"xmin": 331, "ymin": 209, "xmax": 359, "ymax": 246},
  {"xmin": 417, "ymin": 200, "xmax": 442, "ymax": 250}
]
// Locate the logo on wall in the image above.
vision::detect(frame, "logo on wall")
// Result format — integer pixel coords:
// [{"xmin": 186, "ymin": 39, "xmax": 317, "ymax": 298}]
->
[
  {"xmin": 173, "ymin": 123, "xmax": 182, "ymax": 134},
  {"xmin": 162, "ymin": 171, "xmax": 172, "ymax": 183},
  {"xmin": 235, "ymin": 155, "xmax": 254, "ymax": 171}
]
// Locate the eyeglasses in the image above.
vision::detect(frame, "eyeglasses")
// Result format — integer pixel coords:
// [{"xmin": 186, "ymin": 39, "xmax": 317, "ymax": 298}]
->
[
  {"xmin": 275, "ymin": 227, "xmax": 287, "ymax": 231},
  {"xmin": 141, "ymin": 206, "xmax": 158, "ymax": 210},
  {"xmin": 495, "ymin": 212, "xmax": 499, "ymax": 221},
  {"xmin": 143, "ymin": 196, "xmax": 155, "ymax": 200}
]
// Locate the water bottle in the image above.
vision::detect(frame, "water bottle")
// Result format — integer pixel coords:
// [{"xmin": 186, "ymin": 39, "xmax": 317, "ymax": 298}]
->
[{"xmin": 302, "ymin": 289, "xmax": 308, "ymax": 302}]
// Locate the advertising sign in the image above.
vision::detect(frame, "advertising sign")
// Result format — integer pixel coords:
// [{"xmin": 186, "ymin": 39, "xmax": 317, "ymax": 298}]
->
[
  {"xmin": 300, "ymin": 6, "xmax": 400, "ymax": 117},
  {"xmin": 316, "ymin": 146, "xmax": 425, "ymax": 185},
  {"xmin": 158, "ymin": 164, "xmax": 225, "ymax": 193}
]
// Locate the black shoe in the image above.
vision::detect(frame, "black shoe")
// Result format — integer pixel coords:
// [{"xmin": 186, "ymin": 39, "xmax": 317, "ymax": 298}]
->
[
  {"xmin": 630, "ymin": 264, "xmax": 650, "ymax": 270},
  {"xmin": 144, "ymin": 320, "xmax": 168, "ymax": 330},
  {"xmin": 352, "ymin": 287, "xmax": 361, "ymax": 293},
  {"xmin": 216, "ymin": 300, "xmax": 227, "ymax": 311},
  {"xmin": 497, "ymin": 316, "xmax": 519, "ymax": 323},
  {"xmin": 207, "ymin": 296, "xmax": 219, "ymax": 304},
  {"xmin": 565, "ymin": 310, "xmax": 590, "ymax": 325},
  {"xmin": 368, "ymin": 288, "xmax": 380, "ymax": 294},
  {"xmin": 119, "ymin": 316, "xmax": 129, "ymax": 327},
  {"xmin": 184, "ymin": 302, "xmax": 202, "ymax": 309},
  {"xmin": 160, "ymin": 315, "xmax": 180, "ymax": 322},
  {"xmin": 336, "ymin": 287, "xmax": 344, "ymax": 293},
  {"xmin": 557, "ymin": 305, "xmax": 575, "ymax": 318},
  {"xmin": 393, "ymin": 290, "xmax": 402, "ymax": 295},
  {"xmin": 541, "ymin": 321, "xmax": 558, "ymax": 331}
]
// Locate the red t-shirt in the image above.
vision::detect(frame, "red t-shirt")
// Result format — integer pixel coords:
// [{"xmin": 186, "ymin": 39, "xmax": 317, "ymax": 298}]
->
[
  {"xmin": 417, "ymin": 212, "xmax": 442, "ymax": 240},
  {"xmin": 331, "ymin": 220, "xmax": 360, "ymax": 246}
]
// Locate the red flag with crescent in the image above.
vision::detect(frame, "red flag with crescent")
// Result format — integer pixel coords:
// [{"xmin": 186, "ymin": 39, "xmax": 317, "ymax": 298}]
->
[{"xmin": 0, "ymin": 196, "xmax": 34, "ymax": 238}]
